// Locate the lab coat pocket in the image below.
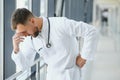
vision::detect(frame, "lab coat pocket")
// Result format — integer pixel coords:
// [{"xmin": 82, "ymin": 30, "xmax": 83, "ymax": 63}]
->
[
  {"xmin": 65, "ymin": 67, "xmax": 75, "ymax": 80},
  {"xmin": 65, "ymin": 66, "xmax": 81, "ymax": 80}
]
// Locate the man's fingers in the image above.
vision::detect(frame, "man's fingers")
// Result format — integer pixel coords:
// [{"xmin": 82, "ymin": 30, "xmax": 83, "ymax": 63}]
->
[
  {"xmin": 79, "ymin": 61, "xmax": 86, "ymax": 68},
  {"xmin": 76, "ymin": 56, "xmax": 86, "ymax": 68},
  {"xmin": 16, "ymin": 38, "xmax": 24, "ymax": 41},
  {"xmin": 78, "ymin": 60, "xmax": 84, "ymax": 67},
  {"xmin": 13, "ymin": 33, "xmax": 25, "ymax": 39},
  {"xmin": 15, "ymin": 40, "xmax": 24, "ymax": 44},
  {"xmin": 15, "ymin": 37, "xmax": 24, "ymax": 44},
  {"xmin": 14, "ymin": 37, "xmax": 24, "ymax": 41},
  {"xmin": 15, "ymin": 37, "xmax": 24, "ymax": 40},
  {"xmin": 78, "ymin": 62, "xmax": 85, "ymax": 68}
]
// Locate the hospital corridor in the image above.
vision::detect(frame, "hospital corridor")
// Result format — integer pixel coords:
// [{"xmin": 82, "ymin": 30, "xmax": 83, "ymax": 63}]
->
[
  {"xmin": 90, "ymin": 33, "xmax": 120, "ymax": 80},
  {"xmin": 0, "ymin": 0, "xmax": 120, "ymax": 80}
]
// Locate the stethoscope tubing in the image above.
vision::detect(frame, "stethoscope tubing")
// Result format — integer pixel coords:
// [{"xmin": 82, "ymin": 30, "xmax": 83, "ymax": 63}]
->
[
  {"xmin": 31, "ymin": 17, "xmax": 51, "ymax": 52},
  {"xmin": 46, "ymin": 17, "xmax": 51, "ymax": 48}
]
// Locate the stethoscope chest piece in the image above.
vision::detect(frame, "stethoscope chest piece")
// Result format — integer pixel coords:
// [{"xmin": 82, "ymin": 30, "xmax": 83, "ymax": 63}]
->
[{"xmin": 46, "ymin": 43, "xmax": 51, "ymax": 48}]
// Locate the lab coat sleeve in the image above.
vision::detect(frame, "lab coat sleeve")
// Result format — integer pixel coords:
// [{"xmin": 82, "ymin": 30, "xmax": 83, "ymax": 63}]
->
[
  {"xmin": 64, "ymin": 17, "xmax": 98, "ymax": 60},
  {"xmin": 11, "ymin": 37, "xmax": 36, "ymax": 71}
]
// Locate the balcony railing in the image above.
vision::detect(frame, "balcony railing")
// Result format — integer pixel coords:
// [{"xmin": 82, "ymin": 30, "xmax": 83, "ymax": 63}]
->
[{"xmin": 5, "ymin": 58, "xmax": 47, "ymax": 80}]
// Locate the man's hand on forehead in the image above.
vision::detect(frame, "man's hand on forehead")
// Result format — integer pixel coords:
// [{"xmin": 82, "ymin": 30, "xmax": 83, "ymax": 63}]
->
[{"xmin": 12, "ymin": 32, "xmax": 25, "ymax": 53}]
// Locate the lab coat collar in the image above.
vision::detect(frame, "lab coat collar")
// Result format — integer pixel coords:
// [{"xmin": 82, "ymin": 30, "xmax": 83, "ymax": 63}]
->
[{"xmin": 37, "ymin": 16, "xmax": 48, "ymax": 40}]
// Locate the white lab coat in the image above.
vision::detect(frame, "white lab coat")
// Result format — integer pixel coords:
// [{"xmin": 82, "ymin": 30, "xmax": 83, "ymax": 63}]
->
[{"xmin": 11, "ymin": 17, "xmax": 98, "ymax": 80}]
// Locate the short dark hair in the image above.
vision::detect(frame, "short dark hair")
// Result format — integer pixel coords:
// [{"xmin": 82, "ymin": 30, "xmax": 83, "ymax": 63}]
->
[{"xmin": 11, "ymin": 8, "xmax": 34, "ymax": 30}]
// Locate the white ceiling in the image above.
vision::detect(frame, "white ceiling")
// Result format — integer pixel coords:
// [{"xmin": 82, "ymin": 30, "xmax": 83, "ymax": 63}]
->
[
  {"xmin": 96, "ymin": 0, "xmax": 120, "ymax": 9},
  {"xmin": 96, "ymin": 0, "xmax": 120, "ymax": 5}
]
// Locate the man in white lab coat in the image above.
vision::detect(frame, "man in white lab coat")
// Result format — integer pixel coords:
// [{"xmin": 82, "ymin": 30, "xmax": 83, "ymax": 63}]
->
[{"xmin": 11, "ymin": 8, "xmax": 98, "ymax": 80}]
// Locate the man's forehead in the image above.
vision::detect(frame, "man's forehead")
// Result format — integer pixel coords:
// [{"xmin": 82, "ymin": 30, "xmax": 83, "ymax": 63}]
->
[{"xmin": 16, "ymin": 24, "xmax": 26, "ymax": 33}]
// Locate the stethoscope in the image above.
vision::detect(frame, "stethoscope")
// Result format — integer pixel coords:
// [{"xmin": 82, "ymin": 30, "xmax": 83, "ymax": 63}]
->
[
  {"xmin": 46, "ymin": 17, "xmax": 51, "ymax": 48},
  {"xmin": 31, "ymin": 17, "xmax": 51, "ymax": 52}
]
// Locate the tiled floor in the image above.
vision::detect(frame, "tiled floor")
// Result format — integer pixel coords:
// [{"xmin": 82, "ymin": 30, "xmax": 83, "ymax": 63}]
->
[{"xmin": 90, "ymin": 34, "xmax": 120, "ymax": 80}]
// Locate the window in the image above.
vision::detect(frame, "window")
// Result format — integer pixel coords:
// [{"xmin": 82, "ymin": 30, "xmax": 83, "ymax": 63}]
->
[
  {"xmin": 40, "ymin": 0, "xmax": 48, "ymax": 17},
  {"xmin": 16, "ymin": 0, "xmax": 32, "ymax": 11},
  {"xmin": 0, "ymin": 0, "xmax": 3, "ymax": 79}
]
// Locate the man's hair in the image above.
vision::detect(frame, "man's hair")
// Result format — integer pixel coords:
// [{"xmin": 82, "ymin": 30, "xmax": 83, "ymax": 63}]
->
[{"xmin": 11, "ymin": 8, "xmax": 34, "ymax": 30}]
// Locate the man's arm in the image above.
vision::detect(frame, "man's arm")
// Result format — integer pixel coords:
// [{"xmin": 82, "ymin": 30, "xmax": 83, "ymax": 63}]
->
[
  {"xmin": 64, "ymin": 17, "xmax": 98, "ymax": 68},
  {"xmin": 12, "ymin": 33, "xmax": 24, "ymax": 53},
  {"xmin": 11, "ymin": 33, "xmax": 36, "ymax": 71}
]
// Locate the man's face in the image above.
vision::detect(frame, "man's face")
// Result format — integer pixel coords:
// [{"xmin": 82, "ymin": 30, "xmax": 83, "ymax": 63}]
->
[{"xmin": 16, "ymin": 18, "xmax": 39, "ymax": 37}]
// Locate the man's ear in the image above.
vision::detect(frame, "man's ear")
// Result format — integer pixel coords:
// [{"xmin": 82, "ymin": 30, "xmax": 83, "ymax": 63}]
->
[{"xmin": 29, "ymin": 18, "xmax": 35, "ymax": 24}]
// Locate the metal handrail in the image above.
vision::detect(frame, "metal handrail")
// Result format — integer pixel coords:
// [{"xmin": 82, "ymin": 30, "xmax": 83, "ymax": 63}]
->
[{"xmin": 5, "ymin": 57, "xmax": 46, "ymax": 80}]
